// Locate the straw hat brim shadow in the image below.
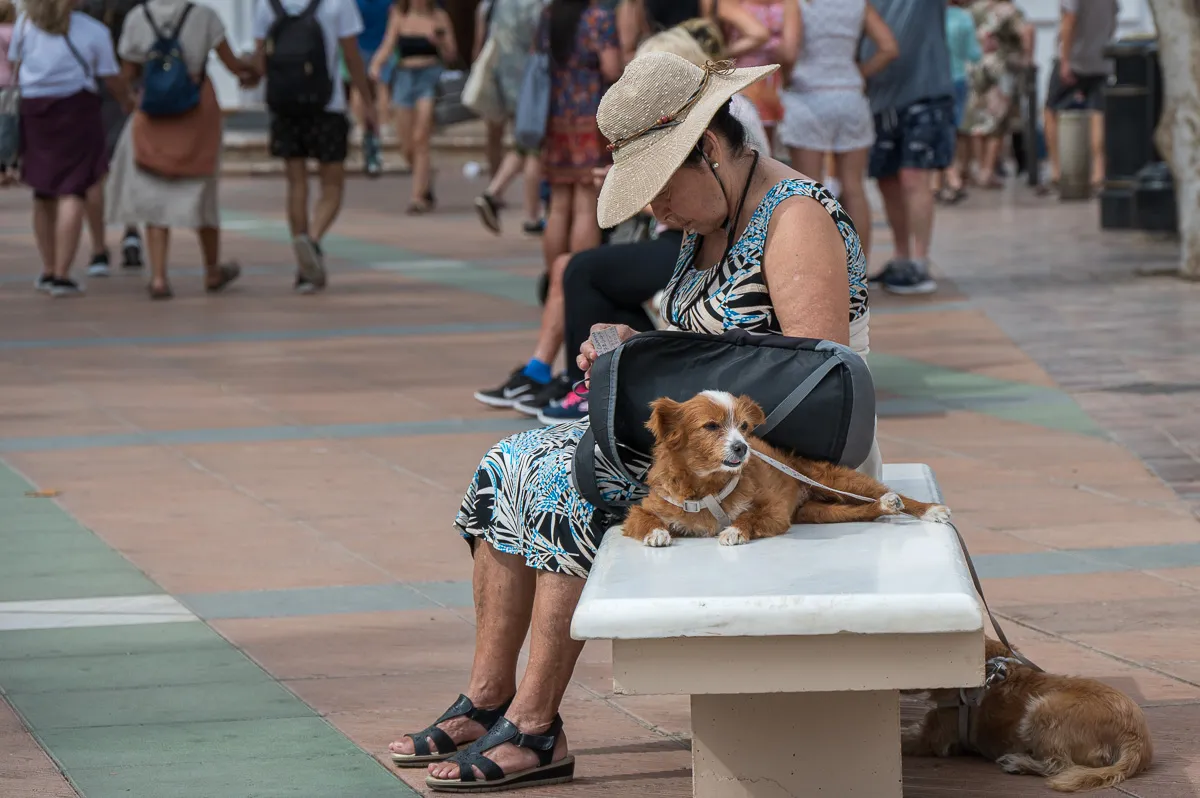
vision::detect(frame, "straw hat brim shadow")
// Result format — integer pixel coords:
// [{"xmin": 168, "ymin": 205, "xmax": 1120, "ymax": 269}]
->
[{"xmin": 597, "ymin": 63, "xmax": 778, "ymax": 230}]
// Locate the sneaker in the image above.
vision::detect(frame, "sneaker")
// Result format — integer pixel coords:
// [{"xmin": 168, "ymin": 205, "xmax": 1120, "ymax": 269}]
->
[
  {"xmin": 513, "ymin": 374, "xmax": 571, "ymax": 416},
  {"xmin": 49, "ymin": 277, "xmax": 84, "ymax": 297},
  {"xmin": 538, "ymin": 386, "xmax": 589, "ymax": 425},
  {"xmin": 522, "ymin": 219, "xmax": 545, "ymax": 236},
  {"xmin": 363, "ymin": 130, "xmax": 383, "ymax": 178},
  {"xmin": 474, "ymin": 193, "xmax": 501, "ymax": 234},
  {"xmin": 868, "ymin": 259, "xmax": 909, "ymax": 285},
  {"xmin": 121, "ymin": 232, "xmax": 143, "ymax": 269},
  {"xmin": 293, "ymin": 235, "xmax": 326, "ymax": 291},
  {"xmin": 474, "ymin": 367, "xmax": 546, "ymax": 409},
  {"xmin": 881, "ymin": 260, "xmax": 938, "ymax": 295},
  {"xmin": 34, "ymin": 274, "xmax": 54, "ymax": 292},
  {"xmin": 87, "ymin": 251, "xmax": 111, "ymax": 278}
]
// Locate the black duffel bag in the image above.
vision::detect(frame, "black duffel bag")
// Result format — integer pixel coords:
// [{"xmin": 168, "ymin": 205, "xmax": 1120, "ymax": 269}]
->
[{"xmin": 572, "ymin": 329, "xmax": 876, "ymax": 515}]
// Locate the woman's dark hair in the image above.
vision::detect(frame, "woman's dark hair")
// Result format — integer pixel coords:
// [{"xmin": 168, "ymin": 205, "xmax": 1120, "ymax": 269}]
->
[
  {"xmin": 549, "ymin": 0, "xmax": 589, "ymax": 65},
  {"xmin": 683, "ymin": 100, "xmax": 748, "ymax": 165}
]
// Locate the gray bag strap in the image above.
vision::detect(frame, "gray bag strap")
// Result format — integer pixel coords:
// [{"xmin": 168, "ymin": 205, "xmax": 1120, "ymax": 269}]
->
[{"xmin": 754, "ymin": 356, "xmax": 840, "ymax": 437}]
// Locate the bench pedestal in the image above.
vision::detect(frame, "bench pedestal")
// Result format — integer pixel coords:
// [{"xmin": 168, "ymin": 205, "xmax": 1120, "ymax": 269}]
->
[{"xmin": 693, "ymin": 691, "xmax": 900, "ymax": 797}]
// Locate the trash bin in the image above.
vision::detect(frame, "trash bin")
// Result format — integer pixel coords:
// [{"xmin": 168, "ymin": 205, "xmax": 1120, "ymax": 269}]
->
[
  {"xmin": 1058, "ymin": 110, "xmax": 1092, "ymax": 201},
  {"xmin": 1100, "ymin": 38, "xmax": 1164, "ymax": 229}
]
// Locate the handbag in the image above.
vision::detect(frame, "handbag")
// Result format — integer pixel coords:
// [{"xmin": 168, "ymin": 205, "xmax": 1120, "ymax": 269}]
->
[
  {"xmin": 572, "ymin": 329, "xmax": 877, "ymax": 514},
  {"xmin": 462, "ymin": 37, "xmax": 504, "ymax": 121},
  {"xmin": 434, "ymin": 69, "xmax": 477, "ymax": 128},
  {"xmin": 513, "ymin": 14, "xmax": 551, "ymax": 151},
  {"xmin": 132, "ymin": 77, "xmax": 221, "ymax": 178}
]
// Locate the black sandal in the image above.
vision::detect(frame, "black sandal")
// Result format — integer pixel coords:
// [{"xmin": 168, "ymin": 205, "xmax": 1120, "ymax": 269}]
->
[
  {"xmin": 205, "ymin": 262, "xmax": 241, "ymax": 293},
  {"xmin": 391, "ymin": 695, "xmax": 512, "ymax": 768},
  {"xmin": 426, "ymin": 714, "xmax": 574, "ymax": 793}
]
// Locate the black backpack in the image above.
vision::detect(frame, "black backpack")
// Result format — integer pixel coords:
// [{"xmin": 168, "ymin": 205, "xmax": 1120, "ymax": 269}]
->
[
  {"xmin": 264, "ymin": 0, "xmax": 332, "ymax": 115},
  {"xmin": 572, "ymin": 329, "xmax": 878, "ymax": 515}
]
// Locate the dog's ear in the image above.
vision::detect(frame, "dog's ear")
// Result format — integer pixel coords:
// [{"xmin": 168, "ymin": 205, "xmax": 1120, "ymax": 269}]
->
[
  {"xmin": 647, "ymin": 398, "xmax": 686, "ymax": 450},
  {"xmin": 735, "ymin": 395, "xmax": 767, "ymax": 432}
]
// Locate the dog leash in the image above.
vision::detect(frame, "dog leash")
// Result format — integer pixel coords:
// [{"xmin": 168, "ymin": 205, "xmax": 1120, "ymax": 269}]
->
[{"xmin": 659, "ymin": 449, "xmax": 1042, "ymax": 674}]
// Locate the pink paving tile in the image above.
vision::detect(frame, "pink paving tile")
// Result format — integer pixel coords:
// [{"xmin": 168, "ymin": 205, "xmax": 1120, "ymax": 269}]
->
[
  {"xmin": 0, "ymin": 697, "xmax": 78, "ymax": 798},
  {"xmin": 984, "ymin": 571, "xmax": 1199, "ymax": 609}
]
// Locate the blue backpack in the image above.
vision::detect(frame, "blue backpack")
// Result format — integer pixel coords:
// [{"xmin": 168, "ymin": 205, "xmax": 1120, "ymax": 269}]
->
[{"xmin": 140, "ymin": 3, "xmax": 202, "ymax": 117}]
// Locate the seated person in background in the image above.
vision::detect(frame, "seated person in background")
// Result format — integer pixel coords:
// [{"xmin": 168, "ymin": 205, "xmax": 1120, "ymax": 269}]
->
[{"xmin": 536, "ymin": 25, "xmax": 771, "ymax": 425}]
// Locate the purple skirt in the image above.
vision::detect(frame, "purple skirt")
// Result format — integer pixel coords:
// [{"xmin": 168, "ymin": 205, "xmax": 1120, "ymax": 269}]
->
[{"xmin": 20, "ymin": 90, "xmax": 107, "ymax": 197}]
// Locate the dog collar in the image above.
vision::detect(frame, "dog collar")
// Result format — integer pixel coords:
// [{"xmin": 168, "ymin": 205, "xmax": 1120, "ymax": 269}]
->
[
  {"xmin": 656, "ymin": 474, "xmax": 741, "ymax": 529},
  {"xmin": 937, "ymin": 656, "xmax": 1022, "ymax": 752}
]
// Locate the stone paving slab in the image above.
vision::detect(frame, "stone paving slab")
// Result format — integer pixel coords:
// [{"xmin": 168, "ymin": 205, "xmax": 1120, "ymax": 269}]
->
[{"xmin": 3, "ymin": 176, "xmax": 1200, "ymax": 796}]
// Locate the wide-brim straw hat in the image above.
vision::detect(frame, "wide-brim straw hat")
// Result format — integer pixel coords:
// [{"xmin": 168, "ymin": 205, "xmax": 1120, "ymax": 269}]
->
[{"xmin": 597, "ymin": 52, "xmax": 778, "ymax": 230}]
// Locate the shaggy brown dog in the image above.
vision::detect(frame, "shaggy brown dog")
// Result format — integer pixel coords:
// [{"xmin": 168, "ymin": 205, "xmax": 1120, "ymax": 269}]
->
[
  {"xmin": 902, "ymin": 637, "xmax": 1153, "ymax": 792},
  {"xmin": 622, "ymin": 391, "xmax": 950, "ymax": 547}
]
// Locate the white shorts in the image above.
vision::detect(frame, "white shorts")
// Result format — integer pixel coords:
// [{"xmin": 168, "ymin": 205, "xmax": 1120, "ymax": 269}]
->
[{"xmin": 779, "ymin": 89, "xmax": 875, "ymax": 153}]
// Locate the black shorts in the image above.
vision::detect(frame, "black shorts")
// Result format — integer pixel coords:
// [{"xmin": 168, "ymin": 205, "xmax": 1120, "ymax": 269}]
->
[
  {"xmin": 269, "ymin": 111, "xmax": 350, "ymax": 164},
  {"xmin": 868, "ymin": 95, "xmax": 957, "ymax": 180},
  {"xmin": 1046, "ymin": 61, "xmax": 1109, "ymax": 112}
]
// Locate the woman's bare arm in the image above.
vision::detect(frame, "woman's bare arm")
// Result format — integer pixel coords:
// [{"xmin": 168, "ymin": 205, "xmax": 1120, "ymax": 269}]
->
[
  {"xmin": 761, "ymin": 198, "xmax": 851, "ymax": 345},
  {"xmin": 710, "ymin": 0, "xmax": 769, "ymax": 60},
  {"xmin": 617, "ymin": 0, "xmax": 646, "ymax": 63},
  {"xmin": 435, "ymin": 9, "xmax": 458, "ymax": 64},
  {"xmin": 858, "ymin": 5, "xmax": 898, "ymax": 80},
  {"xmin": 777, "ymin": 0, "xmax": 801, "ymax": 75}
]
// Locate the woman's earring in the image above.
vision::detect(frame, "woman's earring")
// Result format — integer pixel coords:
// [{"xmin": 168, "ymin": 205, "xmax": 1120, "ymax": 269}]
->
[{"xmin": 712, "ymin": 162, "xmax": 719, "ymax": 169}]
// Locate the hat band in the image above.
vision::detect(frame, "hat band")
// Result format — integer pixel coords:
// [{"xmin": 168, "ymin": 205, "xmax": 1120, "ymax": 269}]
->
[{"xmin": 606, "ymin": 60, "xmax": 735, "ymax": 153}]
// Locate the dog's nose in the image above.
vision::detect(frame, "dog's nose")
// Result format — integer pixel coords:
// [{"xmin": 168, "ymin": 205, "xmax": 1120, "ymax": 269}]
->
[{"xmin": 731, "ymin": 441, "xmax": 748, "ymax": 458}]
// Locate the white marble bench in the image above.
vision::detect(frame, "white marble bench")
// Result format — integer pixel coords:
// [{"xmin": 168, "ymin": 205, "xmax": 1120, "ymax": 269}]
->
[{"xmin": 572, "ymin": 463, "xmax": 984, "ymax": 797}]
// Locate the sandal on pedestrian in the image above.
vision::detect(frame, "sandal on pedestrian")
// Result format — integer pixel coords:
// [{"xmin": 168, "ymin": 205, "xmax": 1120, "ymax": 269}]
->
[
  {"xmin": 205, "ymin": 262, "xmax": 241, "ymax": 293},
  {"xmin": 391, "ymin": 695, "xmax": 512, "ymax": 768},
  {"xmin": 426, "ymin": 715, "xmax": 574, "ymax": 793},
  {"xmin": 406, "ymin": 199, "xmax": 433, "ymax": 215},
  {"xmin": 147, "ymin": 283, "xmax": 173, "ymax": 300}
]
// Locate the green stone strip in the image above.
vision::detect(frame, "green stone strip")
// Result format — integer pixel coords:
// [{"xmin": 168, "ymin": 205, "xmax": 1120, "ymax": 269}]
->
[{"xmin": 0, "ymin": 464, "xmax": 414, "ymax": 798}]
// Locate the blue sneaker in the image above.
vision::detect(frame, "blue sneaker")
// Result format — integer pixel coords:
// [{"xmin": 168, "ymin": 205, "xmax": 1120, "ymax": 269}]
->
[
  {"xmin": 363, "ymin": 130, "xmax": 383, "ymax": 178},
  {"xmin": 881, "ymin": 260, "xmax": 938, "ymax": 295},
  {"xmin": 537, "ymin": 386, "xmax": 588, "ymax": 425}
]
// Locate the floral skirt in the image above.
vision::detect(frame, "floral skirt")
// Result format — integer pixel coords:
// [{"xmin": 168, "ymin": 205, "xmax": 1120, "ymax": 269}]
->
[
  {"xmin": 455, "ymin": 420, "xmax": 647, "ymax": 578},
  {"xmin": 542, "ymin": 113, "xmax": 609, "ymax": 185}
]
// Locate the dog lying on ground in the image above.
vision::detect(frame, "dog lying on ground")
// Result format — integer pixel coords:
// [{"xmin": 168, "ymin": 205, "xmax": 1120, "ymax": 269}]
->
[
  {"xmin": 622, "ymin": 391, "xmax": 951, "ymax": 547},
  {"xmin": 901, "ymin": 637, "xmax": 1153, "ymax": 792}
]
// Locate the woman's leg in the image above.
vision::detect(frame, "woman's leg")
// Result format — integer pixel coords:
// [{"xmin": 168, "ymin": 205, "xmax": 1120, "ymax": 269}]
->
[
  {"xmin": 486, "ymin": 149, "xmax": 523, "ymax": 200},
  {"xmin": 568, "ymin": 183, "xmax": 600, "ymax": 254},
  {"xmin": 52, "ymin": 195, "xmax": 87, "ymax": 280},
  {"xmin": 198, "ymin": 225, "xmax": 222, "ymax": 282},
  {"xmin": 85, "ymin": 176, "xmax": 107, "ymax": 260},
  {"xmin": 789, "ymin": 147, "xmax": 826, "ymax": 183},
  {"xmin": 32, "ymin": 196, "xmax": 57, "ymax": 279},
  {"xmin": 522, "ymin": 155, "xmax": 543, "ymax": 225},
  {"xmin": 542, "ymin": 184, "xmax": 573, "ymax": 275},
  {"xmin": 562, "ymin": 231, "xmax": 684, "ymax": 382},
  {"xmin": 145, "ymin": 225, "xmax": 170, "ymax": 291},
  {"xmin": 486, "ymin": 119, "xmax": 505, "ymax": 176},
  {"xmin": 410, "ymin": 97, "xmax": 436, "ymax": 204},
  {"xmin": 833, "ymin": 148, "xmax": 872, "ymax": 262},
  {"xmin": 394, "ymin": 102, "xmax": 415, "ymax": 165},
  {"xmin": 979, "ymin": 134, "xmax": 1003, "ymax": 187},
  {"xmin": 531, "ymin": 253, "xmax": 571, "ymax": 367},
  {"xmin": 428, "ymin": 569, "xmax": 584, "ymax": 780},
  {"xmin": 389, "ymin": 540, "xmax": 536, "ymax": 754}
]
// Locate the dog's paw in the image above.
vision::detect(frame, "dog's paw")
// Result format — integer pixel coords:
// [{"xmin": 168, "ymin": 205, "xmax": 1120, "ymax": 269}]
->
[
  {"xmin": 996, "ymin": 754, "xmax": 1035, "ymax": 774},
  {"xmin": 644, "ymin": 528, "xmax": 673, "ymax": 547},
  {"xmin": 922, "ymin": 505, "xmax": 952, "ymax": 524},
  {"xmin": 718, "ymin": 526, "xmax": 748, "ymax": 546},
  {"xmin": 879, "ymin": 492, "xmax": 904, "ymax": 514}
]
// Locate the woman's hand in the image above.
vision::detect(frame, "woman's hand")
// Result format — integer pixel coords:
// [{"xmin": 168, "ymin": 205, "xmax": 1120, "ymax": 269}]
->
[{"xmin": 576, "ymin": 323, "xmax": 638, "ymax": 383}]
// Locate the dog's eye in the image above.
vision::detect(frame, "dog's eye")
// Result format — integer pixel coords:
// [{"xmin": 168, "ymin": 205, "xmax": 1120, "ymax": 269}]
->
[
  {"xmin": 703, "ymin": 421, "xmax": 720, "ymax": 431},
  {"xmin": 740, "ymin": 422, "xmax": 750, "ymax": 431}
]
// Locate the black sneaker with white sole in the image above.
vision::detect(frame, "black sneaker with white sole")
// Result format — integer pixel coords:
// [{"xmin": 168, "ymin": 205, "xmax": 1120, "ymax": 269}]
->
[
  {"xmin": 49, "ymin": 277, "xmax": 84, "ymax": 297},
  {"xmin": 35, "ymin": 274, "xmax": 54, "ymax": 292},
  {"xmin": 475, "ymin": 367, "xmax": 546, "ymax": 408},
  {"xmin": 513, "ymin": 374, "xmax": 572, "ymax": 417},
  {"xmin": 87, "ymin": 251, "xmax": 111, "ymax": 278},
  {"xmin": 868, "ymin": 259, "xmax": 908, "ymax": 285},
  {"xmin": 122, "ymin": 231, "xmax": 144, "ymax": 268},
  {"xmin": 475, "ymin": 194, "xmax": 501, "ymax": 234},
  {"xmin": 880, "ymin": 260, "xmax": 938, "ymax": 295}
]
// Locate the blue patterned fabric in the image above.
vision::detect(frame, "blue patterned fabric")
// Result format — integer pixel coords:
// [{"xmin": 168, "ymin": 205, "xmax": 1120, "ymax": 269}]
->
[{"xmin": 454, "ymin": 179, "xmax": 868, "ymax": 578}]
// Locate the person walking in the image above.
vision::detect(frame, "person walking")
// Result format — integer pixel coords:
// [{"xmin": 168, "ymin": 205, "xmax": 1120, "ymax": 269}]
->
[
  {"xmin": 9, "ymin": 0, "xmax": 131, "ymax": 297},
  {"xmin": 1043, "ymin": 0, "xmax": 1117, "ymax": 194},
  {"xmin": 862, "ymin": 0, "xmax": 956, "ymax": 295},
  {"xmin": 934, "ymin": 0, "xmax": 980, "ymax": 203},
  {"xmin": 348, "ymin": 0, "xmax": 392, "ymax": 176},
  {"xmin": 963, "ymin": 0, "xmax": 1032, "ymax": 189},
  {"xmin": 106, "ymin": 0, "xmax": 257, "ymax": 299},
  {"xmin": 250, "ymin": 0, "xmax": 376, "ymax": 293},
  {"xmin": 371, "ymin": 0, "xmax": 456, "ymax": 214},
  {"xmin": 779, "ymin": 0, "xmax": 897, "ymax": 265}
]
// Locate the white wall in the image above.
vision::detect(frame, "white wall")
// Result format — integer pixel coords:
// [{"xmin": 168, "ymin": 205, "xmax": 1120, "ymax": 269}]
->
[{"xmin": 1014, "ymin": 0, "xmax": 1156, "ymax": 101}]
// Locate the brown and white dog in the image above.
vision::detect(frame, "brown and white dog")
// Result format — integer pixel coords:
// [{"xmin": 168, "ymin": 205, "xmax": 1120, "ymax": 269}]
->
[
  {"xmin": 902, "ymin": 637, "xmax": 1153, "ymax": 792},
  {"xmin": 622, "ymin": 391, "xmax": 951, "ymax": 547}
]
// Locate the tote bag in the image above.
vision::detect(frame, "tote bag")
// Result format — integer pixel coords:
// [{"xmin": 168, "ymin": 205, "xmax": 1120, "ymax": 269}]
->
[
  {"xmin": 462, "ymin": 37, "xmax": 504, "ymax": 121},
  {"xmin": 513, "ymin": 16, "xmax": 550, "ymax": 151}
]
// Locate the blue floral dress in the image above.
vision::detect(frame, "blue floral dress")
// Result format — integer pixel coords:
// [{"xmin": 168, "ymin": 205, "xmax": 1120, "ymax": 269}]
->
[{"xmin": 454, "ymin": 180, "xmax": 870, "ymax": 578}]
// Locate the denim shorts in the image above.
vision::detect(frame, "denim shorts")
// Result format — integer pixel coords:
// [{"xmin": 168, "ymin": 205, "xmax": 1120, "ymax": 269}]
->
[
  {"xmin": 951, "ymin": 79, "xmax": 969, "ymax": 130},
  {"xmin": 868, "ymin": 95, "xmax": 957, "ymax": 179},
  {"xmin": 392, "ymin": 64, "xmax": 443, "ymax": 108}
]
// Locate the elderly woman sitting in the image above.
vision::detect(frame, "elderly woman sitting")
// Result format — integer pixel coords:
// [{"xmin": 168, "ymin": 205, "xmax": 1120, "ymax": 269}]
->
[{"xmin": 389, "ymin": 51, "xmax": 876, "ymax": 793}]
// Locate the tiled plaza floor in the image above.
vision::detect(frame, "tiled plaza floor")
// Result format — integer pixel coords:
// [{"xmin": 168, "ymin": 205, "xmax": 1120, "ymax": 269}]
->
[{"xmin": 2, "ymin": 168, "xmax": 1199, "ymax": 797}]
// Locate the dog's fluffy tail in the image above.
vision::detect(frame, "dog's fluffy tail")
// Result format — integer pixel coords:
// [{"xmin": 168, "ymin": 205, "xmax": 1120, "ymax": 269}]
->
[{"xmin": 1046, "ymin": 739, "xmax": 1151, "ymax": 792}]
